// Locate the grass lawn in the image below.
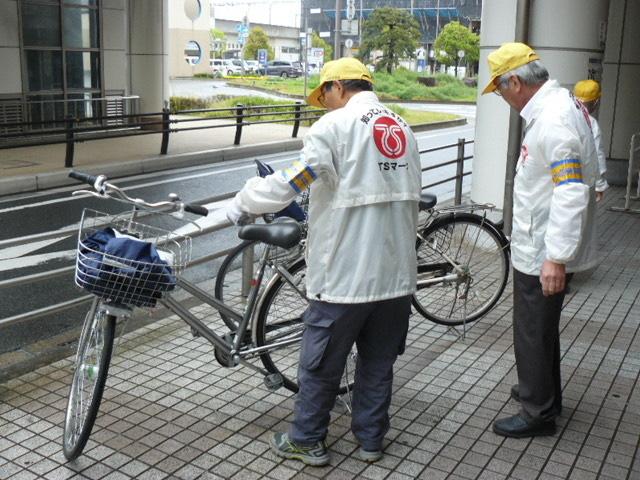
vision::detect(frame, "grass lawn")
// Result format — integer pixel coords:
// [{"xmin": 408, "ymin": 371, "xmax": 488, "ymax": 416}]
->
[
  {"xmin": 170, "ymin": 95, "xmax": 460, "ymax": 126},
  {"xmin": 221, "ymin": 68, "xmax": 477, "ymax": 103}
]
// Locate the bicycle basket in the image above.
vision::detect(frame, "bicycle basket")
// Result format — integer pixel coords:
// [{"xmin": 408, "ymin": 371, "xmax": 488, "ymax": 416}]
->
[{"xmin": 75, "ymin": 209, "xmax": 192, "ymax": 308}]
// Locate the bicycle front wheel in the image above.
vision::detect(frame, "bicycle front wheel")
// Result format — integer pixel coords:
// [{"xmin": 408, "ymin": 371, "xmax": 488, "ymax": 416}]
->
[
  {"xmin": 413, "ymin": 213, "xmax": 510, "ymax": 326},
  {"xmin": 255, "ymin": 259, "xmax": 356, "ymax": 394},
  {"xmin": 63, "ymin": 300, "xmax": 116, "ymax": 461}
]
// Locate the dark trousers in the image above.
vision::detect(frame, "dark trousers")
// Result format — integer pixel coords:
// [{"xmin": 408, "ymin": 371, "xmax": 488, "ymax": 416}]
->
[
  {"xmin": 513, "ymin": 268, "xmax": 572, "ymax": 423},
  {"xmin": 289, "ymin": 296, "xmax": 410, "ymax": 451}
]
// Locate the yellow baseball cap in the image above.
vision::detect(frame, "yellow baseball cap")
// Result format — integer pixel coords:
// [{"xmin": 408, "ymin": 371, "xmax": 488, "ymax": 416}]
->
[
  {"xmin": 573, "ymin": 79, "xmax": 601, "ymax": 102},
  {"xmin": 307, "ymin": 57, "xmax": 373, "ymax": 107},
  {"xmin": 482, "ymin": 42, "xmax": 540, "ymax": 94}
]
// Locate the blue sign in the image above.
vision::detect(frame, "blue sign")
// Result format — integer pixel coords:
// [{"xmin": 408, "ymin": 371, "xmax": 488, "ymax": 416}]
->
[{"xmin": 258, "ymin": 49, "xmax": 268, "ymax": 65}]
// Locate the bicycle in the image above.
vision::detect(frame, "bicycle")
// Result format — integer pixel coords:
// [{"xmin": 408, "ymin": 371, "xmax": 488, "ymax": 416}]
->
[
  {"xmin": 62, "ymin": 171, "xmax": 355, "ymax": 461},
  {"xmin": 215, "ymin": 191, "xmax": 510, "ymax": 331}
]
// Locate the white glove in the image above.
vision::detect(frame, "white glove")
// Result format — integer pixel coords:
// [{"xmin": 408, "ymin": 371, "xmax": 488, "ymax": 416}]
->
[{"xmin": 225, "ymin": 198, "xmax": 256, "ymax": 226}]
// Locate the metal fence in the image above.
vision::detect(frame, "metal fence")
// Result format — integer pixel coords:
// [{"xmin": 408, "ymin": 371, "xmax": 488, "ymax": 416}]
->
[
  {"xmin": 0, "ymin": 102, "xmax": 323, "ymax": 168},
  {"xmin": 0, "ymin": 138, "xmax": 473, "ymax": 330},
  {"xmin": 610, "ymin": 132, "xmax": 640, "ymax": 214}
]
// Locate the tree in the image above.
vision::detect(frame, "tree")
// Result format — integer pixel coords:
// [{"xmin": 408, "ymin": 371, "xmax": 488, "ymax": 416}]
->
[
  {"xmin": 359, "ymin": 7, "xmax": 420, "ymax": 74},
  {"xmin": 433, "ymin": 21, "xmax": 479, "ymax": 76},
  {"xmin": 311, "ymin": 32, "xmax": 333, "ymax": 66},
  {"xmin": 209, "ymin": 28, "xmax": 226, "ymax": 59},
  {"xmin": 243, "ymin": 27, "xmax": 275, "ymax": 61}
]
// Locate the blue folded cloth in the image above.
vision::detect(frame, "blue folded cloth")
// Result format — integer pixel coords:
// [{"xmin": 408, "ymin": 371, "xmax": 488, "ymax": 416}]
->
[{"xmin": 77, "ymin": 227, "xmax": 176, "ymax": 307}]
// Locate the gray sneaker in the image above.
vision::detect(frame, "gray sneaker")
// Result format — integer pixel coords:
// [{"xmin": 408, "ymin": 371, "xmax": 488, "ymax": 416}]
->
[
  {"xmin": 270, "ymin": 432, "xmax": 330, "ymax": 466},
  {"xmin": 358, "ymin": 447, "xmax": 383, "ymax": 462}
]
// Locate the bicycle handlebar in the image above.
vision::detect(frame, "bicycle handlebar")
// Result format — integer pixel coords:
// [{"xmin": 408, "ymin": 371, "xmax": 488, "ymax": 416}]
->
[{"xmin": 68, "ymin": 170, "xmax": 208, "ymax": 217}]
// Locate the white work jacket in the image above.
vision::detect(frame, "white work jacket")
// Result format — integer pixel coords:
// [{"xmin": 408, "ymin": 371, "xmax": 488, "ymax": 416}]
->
[
  {"xmin": 233, "ymin": 91, "xmax": 422, "ymax": 303},
  {"xmin": 590, "ymin": 115, "xmax": 609, "ymax": 193},
  {"xmin": 512, "ymin": 80, "xmax": 598, "ymax": 275}
]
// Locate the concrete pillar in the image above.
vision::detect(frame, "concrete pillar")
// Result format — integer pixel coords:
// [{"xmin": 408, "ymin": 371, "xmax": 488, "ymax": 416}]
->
[
  {"xmin": 472, "ymin": 0, "xmax": 610, "ymax": 209},
  {"xmin": 0, "ymin": 0, "xmax": 21, "ymax": 96},
  {"xmin": 102, "ymin": 0, "xmax": 127, "ymax": 94},
  {"xmin": 599, "ymin": 0, "xmax": 640, "ymax": 185},
  {"xmin": 128, "ymin": 0, "xmax": 169, "ymax": 113}
]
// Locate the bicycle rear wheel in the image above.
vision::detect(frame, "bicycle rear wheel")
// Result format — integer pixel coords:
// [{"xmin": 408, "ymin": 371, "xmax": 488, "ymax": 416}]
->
[
  {"xmin": 255, "ymin": 259, "xmax": 356, "ymax": 394},
  {"xmin": 63, "ymin": 300, "xmax": 116, "ymax": 461},
  {"xmin": 412, "ymin": 213, "xmax": 509, "ymax": 326},
  {"xmin": 215, "ymin": 240, "xmax": 303, "ymax": 330}
]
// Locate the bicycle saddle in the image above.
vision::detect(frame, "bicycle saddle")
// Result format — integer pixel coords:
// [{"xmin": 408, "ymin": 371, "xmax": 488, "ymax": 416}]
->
[
  {"xmin": 238, "ymin": 220, "xmax": 302, "ymax": 249},
  {"xmin": 420, "ymin": 193, "xmax": 438, "ymax": 211}
]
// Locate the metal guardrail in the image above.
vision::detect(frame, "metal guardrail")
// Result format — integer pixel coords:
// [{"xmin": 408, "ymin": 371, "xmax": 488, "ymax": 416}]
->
[
  {"xmin": 0, "ymin": 139, "xmax": 473, "ymax": 329},
  {"xmin": 609, "ymin": 132, "xmax": 640, "ymax": 214},
  {"xmin": 0, "ymin": 102, "xmax": 323, "ymax": 168}
]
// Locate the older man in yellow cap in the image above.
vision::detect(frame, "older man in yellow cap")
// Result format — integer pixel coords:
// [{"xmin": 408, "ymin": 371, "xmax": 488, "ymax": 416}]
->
[
  {"xmin": 226, "ymin": 57, "xmax": 421, "ymax": 464},
  {"xmin": 574, "ymin": 79, "xmax": 609, "ymax": 200},
  {"xmin": 483, "ymin": 43, "xmax": 599, "ymax": 438}
]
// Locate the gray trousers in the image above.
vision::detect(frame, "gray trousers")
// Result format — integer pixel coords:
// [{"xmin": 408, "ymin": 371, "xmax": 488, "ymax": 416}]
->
[
  {"xmin": 513, "ymin": 269, "xmax": 571, "ymax": 423},
  {"xmin": 289, "ymin": 296, "xmax": 410, "ymax": 451}
]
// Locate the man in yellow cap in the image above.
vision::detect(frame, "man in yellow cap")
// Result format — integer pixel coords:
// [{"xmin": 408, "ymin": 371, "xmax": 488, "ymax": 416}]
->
[
  {"xmin": 226, "ymin": 57, "xmax": 421, "ymax": 464},
  {"xmin": 574, "ymin": 79, "xmax": 609, "ymax": 200},
  {"xmin": 483, "ymin": 43, "xmax": 598, "ymax": 438}
]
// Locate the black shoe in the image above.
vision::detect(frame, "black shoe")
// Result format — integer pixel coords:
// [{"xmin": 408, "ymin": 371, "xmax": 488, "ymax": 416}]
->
[
  {"xmin": 493, "ymin": 414, "xmax": 556, "ymax": 438},
  {"xmin": 510, "ymin": 385, "xmax": 520, "ymax": 402}
]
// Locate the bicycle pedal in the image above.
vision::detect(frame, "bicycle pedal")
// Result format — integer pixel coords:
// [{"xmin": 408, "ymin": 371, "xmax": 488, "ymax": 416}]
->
[{"xmin": 264, "ymin": 373, "xmax": 283, "ymax": 391}]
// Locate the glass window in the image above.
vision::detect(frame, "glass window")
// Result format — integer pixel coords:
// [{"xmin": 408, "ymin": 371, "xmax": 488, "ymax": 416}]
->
[
  {"xmin": 67, "ymin": 92, "xmax": 102, "ymax": 119},
  {"xmin": 26, "ymin": 50, "xmax": 63, "ymax": 91},
  {"xmin": 64, "ymin": 7, "xmax": 99, "ymax": 48},
  {"xmin": 64, "ymin": 0, "xmax": 98, "ymax": 5},
  {"xmin": 22, "ymin": 4, "xmax": 61, "ymax": 47},
  {"xmin": 184, "ymin": 40, "xmax": 202, "ymax": 65},
  {"xmin": 66, "ymin": 51, "xmax": 100, "ymax": 89},
  {"xmin": 27, "ymin": 94, "xmax": 65, "ymax": 127}
]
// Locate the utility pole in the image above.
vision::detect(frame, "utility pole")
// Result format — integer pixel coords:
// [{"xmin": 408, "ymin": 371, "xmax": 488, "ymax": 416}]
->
[
  {"xmin": 334, "ymin": 0, "xmax": 343, "ymax": 59},
  {"xmin": 303, "ymin": 0, "xmax": 309, "ymax": 98}
]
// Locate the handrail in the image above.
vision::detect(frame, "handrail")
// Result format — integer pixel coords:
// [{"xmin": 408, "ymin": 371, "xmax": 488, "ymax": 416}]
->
[
  {"xmin": 609, "ymin": 132, "xmax": 640, "ymax": 214},
  {"xmin": 0, "ymin": 138, "xmax": 474, "ymax": 328}
]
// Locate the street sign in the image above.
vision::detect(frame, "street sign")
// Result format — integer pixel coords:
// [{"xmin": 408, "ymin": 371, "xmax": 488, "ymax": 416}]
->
[
  {"xmin": 345, "ymin": 38, "xmax": 353, "ymax": 49},
  {"xmin": 457, "ymin": 50, "xmax": 465, "ymax": 58},
  {"xmin": 258, "ymin": 49, "xmax": 268, "ymax": 66},
  {"xmin": 346, "ymin": 0, "xmax": 356, "ymax": 21},
  {"xmin": 319, "ymin": 31, "xmax": 331, "ymax": 38},
  {"xmin": 310, "ymin": 8, "xmax": 321, "ymax": 14}
]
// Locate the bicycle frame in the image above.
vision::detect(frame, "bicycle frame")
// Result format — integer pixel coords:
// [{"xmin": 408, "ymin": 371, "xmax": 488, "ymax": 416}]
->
[{"xmin": 159, "ymin": 242, "xmax": 305, "ymax": 375}]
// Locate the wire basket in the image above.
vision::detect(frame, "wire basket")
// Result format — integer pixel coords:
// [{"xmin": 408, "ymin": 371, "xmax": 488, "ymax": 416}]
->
[{"xmin": 74, "ymin": 209, "xmax": 192, "ymax": 308}]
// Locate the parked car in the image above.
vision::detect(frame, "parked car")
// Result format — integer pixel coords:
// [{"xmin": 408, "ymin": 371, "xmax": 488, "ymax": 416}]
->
[
  {"xmin": 244, "ymin": 60, "xmax": 260, "ymax": 73},
  {"xmin": 210, "ymin": 59, "xmax": 242, "ymax": 76},
  {"xmin": 257, "ymin": 60, "xmax": 303, "ymax": 78}
]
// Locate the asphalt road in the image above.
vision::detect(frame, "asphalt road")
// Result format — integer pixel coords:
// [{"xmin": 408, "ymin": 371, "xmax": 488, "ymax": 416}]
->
[{"xmin": 0, "ymin": 115, "xmax": 475, "ymax": 356}]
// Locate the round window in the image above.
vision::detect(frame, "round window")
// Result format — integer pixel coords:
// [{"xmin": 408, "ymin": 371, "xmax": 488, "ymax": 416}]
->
[
  {"xmin": 184, "ymin": 40, "xmax": 202, "ymax": 65},
  {"xmin": 184, "ymin": 0, "xmax": 202, "ymax": 21}
]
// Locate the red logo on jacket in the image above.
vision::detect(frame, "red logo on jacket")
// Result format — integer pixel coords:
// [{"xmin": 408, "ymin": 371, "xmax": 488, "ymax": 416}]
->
[{"xmin": 373, "ymin": 117, "xmax": 407, "ymax": 159}]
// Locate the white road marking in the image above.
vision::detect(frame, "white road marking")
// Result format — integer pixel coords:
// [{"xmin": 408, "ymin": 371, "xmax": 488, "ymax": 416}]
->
[{"xmin": 0, "ymin": 236, "xmax": 68, "ymax": 261}]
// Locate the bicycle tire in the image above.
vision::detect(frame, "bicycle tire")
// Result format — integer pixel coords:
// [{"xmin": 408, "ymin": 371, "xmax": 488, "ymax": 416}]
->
[
  {"xmin": 214, "ymin": 240, "xmax": 261, "ymax": 330},
  {"xmin": 255, "ymin": 259, "xmax": 356, "ymax": 394},
  {"xmin": 412, "ymin": 213, "xmax": 510, "ymax": 326},
  {"xmin": 214, "ymin": 240, "xmax": 303, "ymax": 330},
  {"xmin": 63, "ymin": 300, "xmax": 116, "ymax": 461}
]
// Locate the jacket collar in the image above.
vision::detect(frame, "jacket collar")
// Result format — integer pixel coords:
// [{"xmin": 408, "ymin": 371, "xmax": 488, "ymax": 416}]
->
[
  {"xmin": 520, "ymin": 79, "xmax": 559, "ymax": 124},
  {"xmin": 345, "ymin": 90, "xmax": 380, "ymax": 106}
]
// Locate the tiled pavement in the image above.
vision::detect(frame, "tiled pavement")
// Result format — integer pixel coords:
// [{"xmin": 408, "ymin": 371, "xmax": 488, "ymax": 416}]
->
[{"xmin": 0, "ymin": 189, "xmax": 639, "ymax": 480}]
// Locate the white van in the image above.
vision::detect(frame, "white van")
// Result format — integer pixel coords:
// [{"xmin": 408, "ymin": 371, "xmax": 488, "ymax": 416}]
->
[{"xmin": 210, "ymin": 59, "xmax": 242, "ymax": 76}]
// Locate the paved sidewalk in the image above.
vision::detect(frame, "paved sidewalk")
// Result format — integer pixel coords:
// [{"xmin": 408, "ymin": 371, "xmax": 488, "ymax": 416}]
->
[{"xmin": 0, "ymin": 190, "xmax": 638, "ymax": 480}]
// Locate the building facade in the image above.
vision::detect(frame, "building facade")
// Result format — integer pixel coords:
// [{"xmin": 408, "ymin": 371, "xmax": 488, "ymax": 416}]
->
[{"xmin": 304, "ymin": 0, "xmax": 481, "ymax": 59}]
